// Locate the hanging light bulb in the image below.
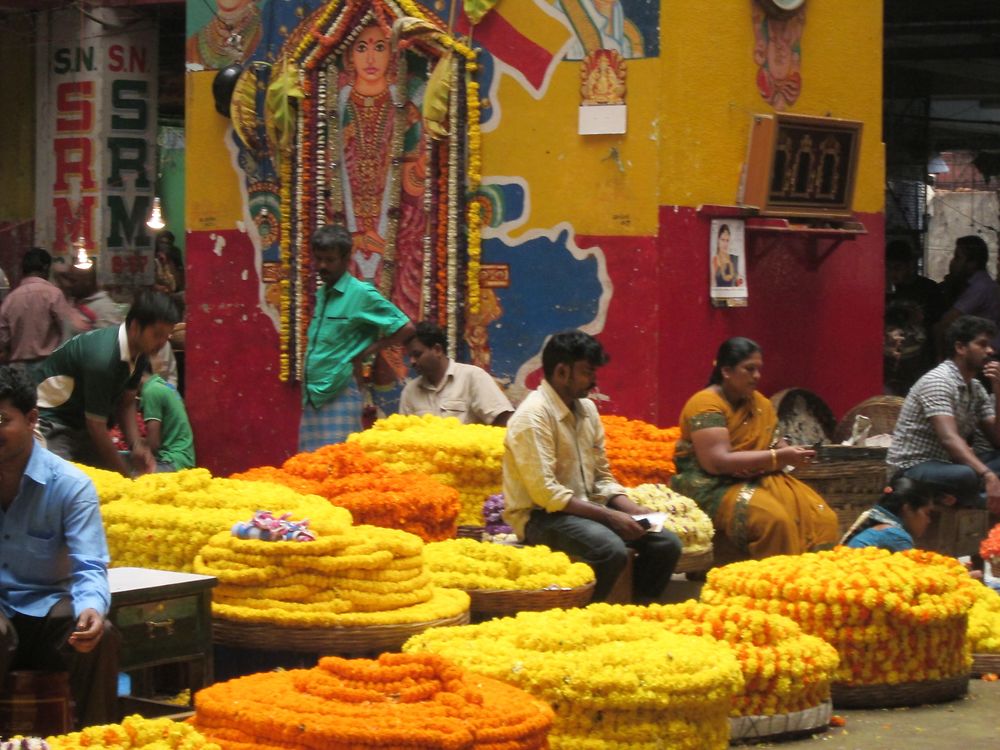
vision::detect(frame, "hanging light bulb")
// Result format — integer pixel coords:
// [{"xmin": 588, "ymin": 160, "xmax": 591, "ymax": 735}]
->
[
  {"xmin": 73, "ymin": 234, "xmax": 92, "ymax": 270},
  {"xmin": 146, "ymin": 196, "xmax": 165, "ymax": 230}
]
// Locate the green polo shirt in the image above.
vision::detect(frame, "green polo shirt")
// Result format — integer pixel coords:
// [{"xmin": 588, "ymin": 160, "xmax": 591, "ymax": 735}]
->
[
  {"xmin": 140, "ymin": 374, "xmax": 195, "ymax": 469},
  {"xmin": 35, "ymin": 324, "xmax": 142, "ymax": 430},
  {"xmin": 303, "ymin": 273, "xmax": 409, "ymax": 408}
]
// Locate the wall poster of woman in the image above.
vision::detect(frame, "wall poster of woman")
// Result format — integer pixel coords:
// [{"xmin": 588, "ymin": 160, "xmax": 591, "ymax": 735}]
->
[
  {"xmin": 333, "ymin": 21, "xmax": 428, "ymax": 385},
  {"xmin": 710, "ymin": 219, "xmax": 748, "ymax": 306}
]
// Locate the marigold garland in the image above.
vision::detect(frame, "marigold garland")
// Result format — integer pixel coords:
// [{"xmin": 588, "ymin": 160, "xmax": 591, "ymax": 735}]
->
[
  {"xmin": 192, "ymin": 653, "xmax": 552, "ymax": 749},
  {"xmin": 194, "ymin": 525, "xmax": 469, "ymax": 628},
  {"xmin": 625, "ymin": 601, "xmax": 839, "ymax": 717},
  {"xmin": 601, "ymin": 415, "xmax": 680, "ymax": 486},
  {"xmin": 405, "ymin": 603, "xmax": 743, "ymax": 749},
  {"xmin": 980, "ymin": 521, "xmax": 1000, "ymax": 564},
  {"xmin": 348, "ymin": 414, "xmax": 505, "ymax": 525},
  {"xmin": 43, "ymin": 714, "xmax": 219, "ymax": 750},
  {"xmin": 424, "ymin": 539, "xmax": 594, "ymax": 591},
  {"xmin": 232, "ymin": 442, "xmax": 461, "ymax": 541},
  {"xmin": 623, "ymin": 484, "xmax": 714, "ymax": 553},
  {"xmin": 76, "ymin": 466, "xmax": 351, "ymax": 572},
  {"xmin": 701, "ymin": 547, "xmax": 977, "ymax": 686},
  {"xmin": 967, "ymin": 580, "xmax": 1000, "ymax": 654}
]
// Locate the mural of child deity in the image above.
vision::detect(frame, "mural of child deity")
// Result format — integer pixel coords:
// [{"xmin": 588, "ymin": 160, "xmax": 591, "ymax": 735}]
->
[
  {"xmin": 337, "ymin": 23, "xmax": 427, "ymax": 321},
  {"xmin": 752, "ymin": 0, "xmax": 805, "ymax": 111}
]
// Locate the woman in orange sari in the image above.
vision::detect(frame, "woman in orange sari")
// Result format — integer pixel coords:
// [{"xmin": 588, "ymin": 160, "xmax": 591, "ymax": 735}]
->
[{"xmin": 671, "ymin": 337, "xmax": 838, "ymax": 558}]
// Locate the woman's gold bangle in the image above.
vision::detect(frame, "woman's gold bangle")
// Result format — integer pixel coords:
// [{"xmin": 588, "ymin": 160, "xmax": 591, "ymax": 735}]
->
[{"xmin": 770, "ymin": 448, "xmax": 778, "ymax": 471}]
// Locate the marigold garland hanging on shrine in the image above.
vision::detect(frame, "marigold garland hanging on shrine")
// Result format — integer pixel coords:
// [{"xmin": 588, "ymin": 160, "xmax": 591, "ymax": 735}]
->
[{"xmin": 269, "ymin": 0, "xmax": 481, "ymax": 381}]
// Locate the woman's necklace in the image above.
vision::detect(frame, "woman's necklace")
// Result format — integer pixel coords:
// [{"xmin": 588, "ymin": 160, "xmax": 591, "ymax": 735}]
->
[{"xmin": 347, "ymin": 88, "xmax": 392, "ymax": 226}]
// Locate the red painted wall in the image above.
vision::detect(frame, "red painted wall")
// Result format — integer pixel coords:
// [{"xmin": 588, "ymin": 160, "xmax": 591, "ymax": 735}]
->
[{"xmin": 655, "ymin": 207, "xmax": 885, "ymax": 425}]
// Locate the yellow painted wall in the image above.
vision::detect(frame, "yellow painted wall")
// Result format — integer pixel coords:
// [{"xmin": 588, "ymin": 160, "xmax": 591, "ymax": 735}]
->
[
  {"xmin": 186, "ymin": 71, "xmax": 245, "ymax": 231},
  {"xmin": 659, "ymin": 0, "xmax": 884, "ymax": 212}
]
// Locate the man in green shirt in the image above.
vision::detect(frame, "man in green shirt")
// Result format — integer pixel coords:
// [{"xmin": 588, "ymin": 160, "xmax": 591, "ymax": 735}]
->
[
  {"xmin": 139, "ymin": 367, "xmax": 195, "ymax": 470},
  {"xmin": 35, "ymin": 290, "xmax": 180, "ymax": 476},
  {"xmin": 299, "ymin": 225, "xmax": 414, "ymax": 451}
]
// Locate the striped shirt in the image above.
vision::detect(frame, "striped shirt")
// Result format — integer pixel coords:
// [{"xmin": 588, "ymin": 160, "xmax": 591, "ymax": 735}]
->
[{"xmin": 888, "ymin": 359, "xmax": 995, "ymax": 470}]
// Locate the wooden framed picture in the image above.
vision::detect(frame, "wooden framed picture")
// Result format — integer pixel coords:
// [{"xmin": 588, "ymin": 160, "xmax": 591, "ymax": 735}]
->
[{"xmin": 739, "ymin": 113, "xmax": 863, "ymax": 219}]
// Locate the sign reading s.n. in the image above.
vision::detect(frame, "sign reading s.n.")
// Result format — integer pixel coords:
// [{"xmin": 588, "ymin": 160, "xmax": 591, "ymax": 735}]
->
[{"xmin": 36, "ymin": 7, "xmax": 158, "ymax": 288}]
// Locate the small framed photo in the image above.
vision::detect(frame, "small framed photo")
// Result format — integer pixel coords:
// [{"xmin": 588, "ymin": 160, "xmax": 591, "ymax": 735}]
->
[{"xmin": 710, "ymin": 219, "xmax": 748, "ymax": 305}]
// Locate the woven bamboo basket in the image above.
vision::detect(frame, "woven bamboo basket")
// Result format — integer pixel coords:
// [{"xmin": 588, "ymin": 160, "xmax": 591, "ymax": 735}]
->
[
  {"xmin": 456, "ymin": 525, "xmax": 486, "ymax": 541},
  {"xmin": 833, "ymin": 395, "xmax": 905, "ymax": 443},
  {"xmin": 971, "ymin": 653, "xmax": 1000, "ymax": 676},
  {"xmin": 729, "ymin": 700, "xmax": 831, "ymax": 744},
  {"xmin": 792, "ymin": 445, "xmax": 889, "ymax": 536},
  {"xmin": 830, "ymin": 673, "xmax": 968, "ymax": 709},
  {"xmin": 673, "ymin": 547, "xmax": 713, "ymax": 574},
  {"xmin": 467, "ymin": 581, "xmax": 595, "ymax": 619},
  {"xmin": 212, "ymin": 609, "xmax": 470, "ymax": 656}
]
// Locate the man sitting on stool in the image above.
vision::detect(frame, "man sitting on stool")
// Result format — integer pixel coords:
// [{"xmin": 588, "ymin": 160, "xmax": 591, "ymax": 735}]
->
[
  {"xmin": 0, "ymin": 366, "xmax": 117, "ymax": 727},
  {"xmin": 889, "ymin": 315, "xmax": 1000, "ymax": 514},
  {"xmin": 502, "ymin": 330, "xmax": 682, "ymax": 603}
]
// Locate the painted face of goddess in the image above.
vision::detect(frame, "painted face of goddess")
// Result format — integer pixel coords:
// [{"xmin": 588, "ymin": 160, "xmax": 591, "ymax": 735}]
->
[{"xmin": 351, "ymin": 26, "xmax": 391, "ymax": 91}]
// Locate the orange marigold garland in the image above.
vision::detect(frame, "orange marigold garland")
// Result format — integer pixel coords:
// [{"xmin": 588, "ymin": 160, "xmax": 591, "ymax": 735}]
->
[
  {"xmin": 192, "ymin": 653, "xmax": 553, "ymax": 749},
  {"xmin": 232, "ymin": 443, "xmax": 460, "ymax": 541},
  {"xmin": 701, "ymin": 547, "xmax": 976, "ymax": 687},
  {"xmin": 601, "ymin": 415, "xmax": 680, "ymax": 486}
]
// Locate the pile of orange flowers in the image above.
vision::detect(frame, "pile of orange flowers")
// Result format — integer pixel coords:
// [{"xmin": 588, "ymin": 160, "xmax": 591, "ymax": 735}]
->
[
  {"xmin": 192, "ymin": 652, "xmax": 553, "ymax": 749},
  {"xmin": 233, "ymin": 443, "xmax": 460, "ymax": 541},
  {"xmin": 627, "ymin": 601, "xmax": 839, "ymax": 717},
  {"xmin": 601, "ymin": 415, "xmax": 680, "ymax": 486},
  {"xmin": 701, "ymin": 548, "xmax": 976, "ymax": 686},
  {"xmin": 980, "ymin": 522, "xmax": 1000, "ymax": 567}
]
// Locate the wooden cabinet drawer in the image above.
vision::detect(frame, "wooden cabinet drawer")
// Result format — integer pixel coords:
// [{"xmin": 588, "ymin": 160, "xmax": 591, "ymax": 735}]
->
[{"xmin": 113, "ymin": 594, "xmax": 210, "ymax": 669}]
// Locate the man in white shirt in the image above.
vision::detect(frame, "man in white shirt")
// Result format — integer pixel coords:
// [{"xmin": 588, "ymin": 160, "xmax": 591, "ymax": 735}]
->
[
  {"xmin": 399, "ymin": 322, "xmax": 513, "ymax": 426},
  {"xmin": 502, "ymin": 330, "xmax": 682, "ymax": 603}
]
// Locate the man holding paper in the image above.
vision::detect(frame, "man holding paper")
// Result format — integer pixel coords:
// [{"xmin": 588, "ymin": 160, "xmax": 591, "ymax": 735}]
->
[{"xmin": 502, "ymin": 330, "xmax": 682, "ymax": 603}]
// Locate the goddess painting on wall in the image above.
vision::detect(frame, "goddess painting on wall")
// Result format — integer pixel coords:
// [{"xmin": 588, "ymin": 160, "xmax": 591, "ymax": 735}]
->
[{"xmin": 336, "ymin": 23, "xmax": 427, "ymax": 322}]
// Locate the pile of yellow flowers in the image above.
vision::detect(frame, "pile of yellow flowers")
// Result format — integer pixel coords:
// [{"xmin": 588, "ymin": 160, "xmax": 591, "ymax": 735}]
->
[
  {"xmin": 194, "ymin": 520, "xmax": 469, "ymax": 628},
  {"xmin": 78, "ymin": 466, "xmax": 350, "ymax": 572},
  {"xmin": 627, "ymin": 601, "xmax": 839, "ymax": 717},
  {"xmin": 601, "ymin": 415, "xmax": 680, "ymax": 486},
  {"xmin": 701, "ymin": 548, "xmax": 976, "ymax": 686},
  {"xmin": 405, "ymin": 604, "xmax": 743, "ymax": 749},
  {"xmin": 967, "ymin": 580, "xmax": 1000, "ymax": 654},
  {"xmin": 423, "ymin": 539, "xmax": 595, "ymax": 591},
  {"xmin": 348, "ymin": 414, "xmax": 505, "ymax": 525},
  {"xmin": 624, "ymin": 484, "xmax": 714, "ymax": 553},
  {"xmin": 42, "ymin": 714, "xmax": 219, "ymax": 749}
]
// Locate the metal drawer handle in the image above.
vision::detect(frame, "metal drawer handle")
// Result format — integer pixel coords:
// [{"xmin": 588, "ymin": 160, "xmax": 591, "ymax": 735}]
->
[{"xmin": 146, "ymin": 618, "xmax": 175, "ymax": 638}]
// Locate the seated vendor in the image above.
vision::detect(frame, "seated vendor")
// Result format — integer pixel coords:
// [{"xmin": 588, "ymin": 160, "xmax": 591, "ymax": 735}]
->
[
  {"xmin": 502, "ymin": 330, "xmax": 682, "ymax": 603},
  {"xmin": 0, "ymin": 365, "xmax": 118, "ymax": 727},
  {"xmin": 841, "ymin": 475, "xmax": 935, "ymax": 552},
  {"xmin": 671, "ymin": 337, "xmax": 839, "ymax": 559}
]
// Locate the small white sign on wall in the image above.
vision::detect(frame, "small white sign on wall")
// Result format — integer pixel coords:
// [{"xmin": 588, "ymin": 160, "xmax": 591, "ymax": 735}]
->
[{"xmin": 578, "ymin": 104, "xmax": 627, "ymax": 135}]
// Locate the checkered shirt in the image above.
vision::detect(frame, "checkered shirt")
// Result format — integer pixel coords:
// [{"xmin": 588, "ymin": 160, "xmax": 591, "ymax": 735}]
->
[{"xmin": 888, "ymin": 359, "xmax": 995, "ymax": 470}]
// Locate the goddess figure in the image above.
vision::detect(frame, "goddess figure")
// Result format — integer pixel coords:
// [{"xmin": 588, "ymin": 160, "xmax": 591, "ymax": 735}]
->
[{"xmin": 338, "ymin": 23, "xmax": 427, "ymax": 322}]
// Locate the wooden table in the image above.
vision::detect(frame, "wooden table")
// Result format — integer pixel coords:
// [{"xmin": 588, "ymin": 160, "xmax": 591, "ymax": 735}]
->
[{"xmin": 109, "ymin": 567, "xmax": 217, "ymax": 716}]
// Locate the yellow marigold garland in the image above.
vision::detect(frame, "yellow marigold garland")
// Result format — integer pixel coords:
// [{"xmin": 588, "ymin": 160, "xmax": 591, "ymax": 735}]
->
[
  {"xmin": 405, "ymin": 603, "xmax": 743, "ymax": 749},
  {"xmin": 232, "ymin": 443, "xmax": 461, "ymax": 541},
  {"xmin": 701, "ymin": 547, "xmax": 977, "ymax": 686},
  {"xmin": 192, "ymin": 653, "xmax": 552, "ymax": 749},
  {"xmin": 424, "ymin": 539, "xmax": 595, "ymax": 591},
  {"xmin": 624, "ymin": 484, "xmax": 714, "ymax": 553},
  {"xmin": 967, "ymin": 580, "xmax": 1000, "ymax": 654},
  {"xmin": 601, "ymin": 415, "xmax": 680, "ymax": 486},
  {"xmin": 44, "ymin": 714, "xmax": 219, "ymax": 749},
  {"xmin": 348, "ymin": 414, "xmax": 505, "ymax": 525},
  {"xmin": 194, "ymin": 527, "xmax": 469, "ymax": 628},
  {"xmin": 626, "ymin": 601, "xmax": 839, "ymax": 717},
  {"xmin": 76, "ymin": 466, "xmax": 351, "ymax": 572}
]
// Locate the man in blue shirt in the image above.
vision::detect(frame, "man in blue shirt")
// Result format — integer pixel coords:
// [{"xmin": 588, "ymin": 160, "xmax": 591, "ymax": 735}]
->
[{"xmin": 0, "ymin": 366, "xmax": 117, "ymax": 727}]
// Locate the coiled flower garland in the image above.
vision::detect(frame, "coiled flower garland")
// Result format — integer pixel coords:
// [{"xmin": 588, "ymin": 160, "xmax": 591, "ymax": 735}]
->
[
  {"xmin": 423, "ymin": 539, "xmax": 595, "ymax": 591},
  {"xmin": 601, "ymin": 415, "xmax": 680, "ymax": 486},
  {"xmin": 967, "ymin": 580, "xmax": 1000, "ymax": 654},
  {"xmin": 701, "ymin": 547, "xmax": 977, "ymax": 686},
  {"xmin": 624, "ymin": 484, "xmax": 714, "ymax": 553},
  {"xmin": 404, "ymin": 603, "xmax": 743, "ymax": 750},
  {"xmin": 40, "ymin": 715, "xmax": 219, "ymax": 749},
  {"xmin": 191, "ymin": 653, "xmax": 554, "ymax": 749}
]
